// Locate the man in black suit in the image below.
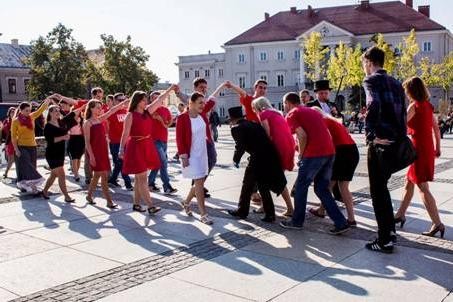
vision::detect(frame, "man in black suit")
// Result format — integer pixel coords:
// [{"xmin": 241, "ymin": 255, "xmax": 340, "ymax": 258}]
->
[
  {"xmin": 306, "ymin": 80, "xmax": 334, "ymax": 114},
  {"xmin": 227, "ymin": 106, "xmax": 286, "ymax": 222}
]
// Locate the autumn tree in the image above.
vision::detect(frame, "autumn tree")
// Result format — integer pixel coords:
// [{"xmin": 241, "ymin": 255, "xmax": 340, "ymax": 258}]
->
[
  {"xmin": 396, "ymin": 29, "xmax": 420, "ymax": 81},
  {"xmin": 371, "ymin": 33, "xmax": 396, "ymax": 74},
  {"xmin": 302, "ymin": 32, "xmax": 329, "ymax": 82}
]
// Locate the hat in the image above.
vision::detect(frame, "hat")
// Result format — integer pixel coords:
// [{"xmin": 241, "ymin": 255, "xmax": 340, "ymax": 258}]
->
[
  {"xmin": 228, "ymin": 106, "xmax": 244, "ymax": 121},
  {"xmin": 314, "ymin": 80, "xmax": 332, "ymax": 92}
]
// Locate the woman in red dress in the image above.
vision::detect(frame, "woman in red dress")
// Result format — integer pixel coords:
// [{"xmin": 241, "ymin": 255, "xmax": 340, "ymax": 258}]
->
[
  {"xmin": 251, "ymin": 97, "xmax": 295, "ymax": 217},
  {"xmin": 83, "ymin": 99, "xmax": 128, "ymax": 209},
  {"xmin": 119, "ymin": 86, "xmax": 176, "ymax": 214},
  {"xmin": 395, "ymin": 77, "xmax": 444, "ymax": 238},
  {"xmin": 2, "ymin": 107, "xmax": 16, "ymax": 178}
]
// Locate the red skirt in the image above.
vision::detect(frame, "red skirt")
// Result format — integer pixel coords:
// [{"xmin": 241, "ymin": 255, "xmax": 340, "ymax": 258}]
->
[{"xmin": 122, "ymin": 137, "xmax": 160, "ymax": 174}]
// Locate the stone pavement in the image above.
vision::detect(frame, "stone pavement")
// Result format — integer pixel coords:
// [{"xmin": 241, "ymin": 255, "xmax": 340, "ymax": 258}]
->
[{"xmin": 0, "ymin": 127, "xmax": 452, "ymax": 302}]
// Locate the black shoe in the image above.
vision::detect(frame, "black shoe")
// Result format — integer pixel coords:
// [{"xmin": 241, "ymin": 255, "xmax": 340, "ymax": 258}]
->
[
  {"xmin": 390, "ymin": 232, "xmax": 397, "ymax": 243},
  {"xmin": 85, "ymin": 179, "xmax": 91, "ymax": 185},
  {"xmin": 261, "ymin": 216, "xmax": 275, "ymax": 223},
  {"xmin": 149, "ymin": 184, "xmax": 161, "ymax": 192},
  {"xmin": 279, "ymin": 220, "xmax": 303, "ymax": 230},
  {"xmin": 108, "ymin": 180, "xmax": 120, "ymax": 188},
  {"xmin": 227, "ymin": 210, "xmax": 247, "ymax": 219},
  {"xmin": 125, "ymin": 186, "xmax": 134, "ymax": 191},
  {"xmin": 365, "ymin": 239, "xmax": 394, "ymax": 254},
  {"xmin": 329, "ymin": 224, "xmax": 350, "ymax": 235},
  {"xmin": 164, "ymin": 186, "xmax": 178, "ymax": 195}
]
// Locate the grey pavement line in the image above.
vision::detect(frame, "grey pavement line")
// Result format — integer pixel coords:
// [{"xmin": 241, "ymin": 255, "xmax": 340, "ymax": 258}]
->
[
  {"xmin": 442, "ymin": 290, "xmax": 453, "ymax": 302},
  {"xmin": 9, "ymin": 225, "xmax": 278, "ymax": 302}
]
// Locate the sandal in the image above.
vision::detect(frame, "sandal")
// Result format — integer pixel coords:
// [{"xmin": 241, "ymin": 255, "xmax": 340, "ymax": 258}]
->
[
  {"xmin": 41, "ymin": 191, "xmax": 50, "ymax": 200},
  {"xmin": 86, "ymin": 196, "xmax": 96, "ymax": 205},
  {"xmin": 200, "ymin": 214, "xmax": 213, "ymax": 225},
  {"xmin": 132, "ymin": 204, "xmax": 146, "ymax": 213},
  {"xmin": 181, "ymin": 201, "xmax": 193, "ymax": 216},
  {"xmin": 107, "ymin": 203, "xmax": 119, "ymax": 209},
  {"xmin": 148, "ymin": 206, "xmax": 161, "ymax": 215},
  {"xmin": 308, "ymin": 207, "xmax": 325, "ymax": 218}
]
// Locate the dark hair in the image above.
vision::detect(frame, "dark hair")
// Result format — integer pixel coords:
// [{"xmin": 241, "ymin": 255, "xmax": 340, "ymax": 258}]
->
[
  {"xmin": 190, "ymin": 92, "xmax": 204, "ymax": 102},
  {"xmin": 254, "ymin": 80, "xmax": 268, "ymax": 87},
  {"xmin": 107, "ymin": 94, "xmax": 114, "ymax": 101},
  {"xmin": 403, "ymin": 76, "xmax": 430, "ymax": 102},
  {"xmin": 363, "ymin": 46, "xmax": 385, "ymax": 67},
  {"xmin": 193, "ymin": 77, "xmax": 207, "ymax": 88},
  {"xmin": 284, "ymin": 92, "xmax": 301, "ymax": 105},
  {"xmin": 128, "ymin": 91, "xmax": 148, "ymax": 112},
  {"xmin": 113, "ymin": 92, "xmax": 125, "ymax": 102},
  {"xmin": 91, "ymin": 87, "xmax": 103, "ymax": 97},
  {"xmin": 46, "ymin": 105, "xmax": 60, "ymax": 122},
  {"xmin": 16, "ymin": 102, "xmax": 31, "ymax": 117},
  {"xmin": 7, "ymin": 107, "xmax": 16, "ymax": 119},
  {"xmin": 300, "ymin": 89, "xmax": 310, "ymax": 95},
  {"xmin": 85, "ymin": 100, "xmax": 102, "ymax": 119},
  {"xmin": 178, "ymin": 102, "xmax": 185, "ymax": 107}
]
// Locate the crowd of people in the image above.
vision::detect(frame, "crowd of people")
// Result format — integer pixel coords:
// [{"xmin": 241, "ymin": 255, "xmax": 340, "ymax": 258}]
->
[{"xmin": 0, "ymin": 46, "xmax": 446, "ymax": 254}]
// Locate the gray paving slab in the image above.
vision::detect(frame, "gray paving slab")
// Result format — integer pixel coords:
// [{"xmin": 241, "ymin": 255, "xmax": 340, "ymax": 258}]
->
[
  {"xmin": 0, "ymin": 232, "xmax": 59, "ymax": 263},
  {"xmin": 0, "ymin": 287, "xmax": 18, "ymax": 302},
  {"xmin": 170, "ymin": 249, "xmax": 325, "ymax": 302}
]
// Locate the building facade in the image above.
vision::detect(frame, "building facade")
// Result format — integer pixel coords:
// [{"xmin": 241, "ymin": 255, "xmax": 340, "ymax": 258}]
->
[
  {"xmin": 177, "ymin": 0, "xmax": 453, "ymax": 117},
  {"xmin": 0, "ymin": 39, "xmax": 32, "ymax": 103}
]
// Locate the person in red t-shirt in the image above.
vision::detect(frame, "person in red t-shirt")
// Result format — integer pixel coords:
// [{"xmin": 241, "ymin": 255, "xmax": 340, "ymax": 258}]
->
[
  {"xmin": 308, "ymin": 107, "xmax": 359, "ymax": 226},
  {"xmin": 280, "ymin": 92, "xmax": 349, "ymax": 235},
  {"xmin": 107, "ymin": 93, "xmax": 132, "ymax": 190},
  {"xmin": 147, "ymin": 91, "xmax": 177, "ymax": 195}
]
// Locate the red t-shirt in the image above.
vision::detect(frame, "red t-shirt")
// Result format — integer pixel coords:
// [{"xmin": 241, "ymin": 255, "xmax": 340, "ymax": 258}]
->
[
  {"xmin": 239, "ymin": 95, "xmax": 260, "ymax": 123},
  {"xmin": 286, "ymin": 106, "xmax": 335, "ymax": 158},
  {"xmin": 107, "ymin": 109, "xmax": 127, "ymax": 144},
  {"xmin": 324, "ymin": 118, "xmax": 355, "ymax": 147},
  {"xmin": 151, "ymin": 106, "xmax": 172, "ymax": 142}
]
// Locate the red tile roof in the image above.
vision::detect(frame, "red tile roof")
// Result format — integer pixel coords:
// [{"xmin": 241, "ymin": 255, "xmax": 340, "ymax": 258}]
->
[{"xmin": 224, "ymin": 1, "xmax": 445, "ymax": 46}]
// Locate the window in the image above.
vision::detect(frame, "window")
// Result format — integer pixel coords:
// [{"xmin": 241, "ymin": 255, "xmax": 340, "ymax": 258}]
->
[
  {"xmin": 238, "ymin": 54, "xmax": 245, "ymax": 63},
  {"xmin": 219, "ymin": 90, "xmax": 225, "ymax": 97},
  {"xmin": 295, "ymin": 72, "xmax": 300, "ymax": 85},
  {"xmin": 278, "ymin": 103, "xmax": 283, "ymax": 111},
  {"xmin": 8, "ymin": 79, "xmax": 16, "ymax": 94},
  {"xmin": 239, "ymin": 76, "xmax": 246, "ymax": 89},
  {"xmin": 277, "ymin": 74, "xmax": 284, "ymax": 87},
  {"xmin": 194, "ymin": 70, "xmax": 200, "ymax": 77},
  {"xmin": 423, "ymin": 41, "xmax": 432, "ymax": 52},
  {"xmin": 294, "ymin": 50, "xmax": 300, "ymax": 60},
  {"xmin": 24, "ymin": 79, "xmax": 30, "ymax": 94},
  {"xmin": 205, "ymin": 69, "xmax": 210, "ymax": 77},
  {"xmin": 259, "ymin": 52, "xmax": 267, "ymax": 61},
  {"xmin": 184, "ymin": 71, "xmax": 190, "ymax": 79},
  {"xmin": 218, "ymin": 69, "xmax": 224, "ymax": 78},
  {"xmin": 277, "ymin": 51, "xmax": 284, "ymax": 61},
  {"xmin": 258, "ymin": 73, "xmax": 267, "ymax": 82},
  {"xmin": 220, "ymin": 107, "xmax": 225, "ymax": 117}
]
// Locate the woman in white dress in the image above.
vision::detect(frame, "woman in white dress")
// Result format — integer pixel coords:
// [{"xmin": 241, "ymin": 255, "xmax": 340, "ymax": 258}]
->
[{"xmin": 176, "ymin": 92, "xmax": 215, "ymax": 224}]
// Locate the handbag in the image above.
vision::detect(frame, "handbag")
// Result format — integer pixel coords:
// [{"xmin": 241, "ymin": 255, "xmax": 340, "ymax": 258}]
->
[{"xmin": 389, "ymin": 136, "xmax": 417, "ymax": 174}]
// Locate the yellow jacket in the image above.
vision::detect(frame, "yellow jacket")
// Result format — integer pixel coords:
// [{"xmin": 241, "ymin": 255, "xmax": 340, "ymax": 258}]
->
[{"xmin": 11, "ymin": 103, "xmax": 48, "ymax": 147}]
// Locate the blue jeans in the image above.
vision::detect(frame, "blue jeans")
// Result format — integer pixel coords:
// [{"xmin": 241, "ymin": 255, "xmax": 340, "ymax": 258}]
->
[
  {"xmin": 148, "ymin": 140, "xmax": 170, "ymax": 190},
  {"xmin": 109, "ymin": 143, "xmax": 132, "ymax": 188},
  {"xmin": 292, "ymin": 155, "xmax": 347, "ymax": 228}
]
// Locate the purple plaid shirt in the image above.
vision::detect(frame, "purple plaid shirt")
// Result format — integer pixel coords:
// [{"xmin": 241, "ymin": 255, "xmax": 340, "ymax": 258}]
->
[{"xmin": 364, "ymin": 69, "xmax": 407, "ymax": 143}]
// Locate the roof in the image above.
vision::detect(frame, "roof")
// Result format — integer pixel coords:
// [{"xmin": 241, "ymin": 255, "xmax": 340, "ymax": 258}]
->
[
  {"xmin": 0, "ymin": 43, "xmax": 32, "ymax": 68},
  {"xmin": 224, "ymin": 1, "xmax": 446, "ymax": 46}
]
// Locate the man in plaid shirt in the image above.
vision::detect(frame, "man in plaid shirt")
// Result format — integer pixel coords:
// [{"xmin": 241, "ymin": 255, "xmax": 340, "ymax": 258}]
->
[{"xmin": 362, "ymin": 46, "xmax": 407, "ymax": 253}]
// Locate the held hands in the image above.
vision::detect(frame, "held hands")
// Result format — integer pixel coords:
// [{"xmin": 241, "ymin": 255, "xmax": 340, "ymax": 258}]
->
[
  {"xmin": 373, "ymin": 138, "xmax": 393, "ymax": 146},
  {"xmin": 224, "ymin": 81, "xmax": 232, "ymax": 89},
  {"xmin": 181, "ymin": 156, "xmax": 189, "ymax": 168},
  {"xmin": 89, "ymin": 156, "xmax": 96, "ymax": 167},
  {"xmin": 62, "ymin": 134, "xmax": 70, "ymax": 141}
]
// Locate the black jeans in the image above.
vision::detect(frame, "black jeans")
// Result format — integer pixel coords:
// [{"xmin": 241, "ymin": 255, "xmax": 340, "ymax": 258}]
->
[
  {"xmin": 368, "ymin": 144, "xmax": 396, "ymax": 242},
  {"xmin": 237, "ymin": 164, "xmax": 275, "ymax": 218}
]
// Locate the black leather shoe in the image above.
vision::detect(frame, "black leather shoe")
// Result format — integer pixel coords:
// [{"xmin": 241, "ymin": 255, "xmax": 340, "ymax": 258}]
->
[
  {"xmin": 261, "ymin": 216, "xmax": 276, "ymax": 223},
  {"xmin": 227, "ymin": 210, "xmax": 247, "ymax": 219}
]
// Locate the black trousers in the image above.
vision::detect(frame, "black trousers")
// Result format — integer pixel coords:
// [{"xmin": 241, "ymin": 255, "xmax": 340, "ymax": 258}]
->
[
  {"xmin": 237, "ymin": 164, "xmax": 275, "ymax": 218},
  {"xmin": 368, "ymin": 144, "xmax": 396, "ymax": 242}
]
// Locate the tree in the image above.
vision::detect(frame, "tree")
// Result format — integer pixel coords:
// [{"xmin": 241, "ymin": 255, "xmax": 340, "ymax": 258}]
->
[
  {"xmin": 372, "ymin": 33, "xmax": 396, "ymax": 74},
  {"xmin": 302, "ymin": 32, "xmax": 329, "ymax": 82},
  {"xmin": 396, "ymin": 29, "xmax": 419, "ymax": 81},
  {"xmin": 419, "ymin": 57, "xmax": 436, "ymax": 86},
  {"xmin": 327, "ymin": 42, "xmax": 349, "ymax": 91},
  {"xmin": 346, "ymin": 44, "xmax": 366, "ymax": 109},
  {"xmin": 27, "ymin": 23, "xmax": 88, "ymax": 99},
  {"xmin": 431, "ymin": 52, "xmax": 453, "ymax": 102},
  {"xmin": 92, "ymin": 35, "xmax": 158, "ymax": 95}
]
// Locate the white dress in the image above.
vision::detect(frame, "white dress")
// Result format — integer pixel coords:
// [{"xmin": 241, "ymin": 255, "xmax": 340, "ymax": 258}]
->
[{"xmin": 182, "ymin": 115, "xmax": 209, "ymax": 179}]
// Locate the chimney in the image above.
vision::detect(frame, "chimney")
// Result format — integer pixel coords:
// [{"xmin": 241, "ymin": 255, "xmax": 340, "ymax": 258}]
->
[
  {"xmin": 11, "ymin": 39, "xmax": 19, "ymax": 47},
  {"xmin": 290, "ymin": 6, "xmax": 297, "ymax": 13},
  {"xmin": 360, "ymin": 0, "xmax": 370, "ymax": 9},
  {"xmin": 264, "ymin": 12, "xmax": 270, "ymax": 20},
  {"xmin": 308, "ymin": 5, "xmax": 314, "ymax": 17},
  {"xmin": 418, "ymin": 5, "xmax": 430, "ymax": 18},
  {"xmin": 405, "ymin": 0, "xmax": 413, "ymax": 8}
]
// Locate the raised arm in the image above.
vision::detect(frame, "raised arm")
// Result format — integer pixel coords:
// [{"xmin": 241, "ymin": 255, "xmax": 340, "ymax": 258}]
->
[
  {"xmin": 174, "ymin": 85, "xmax": 189, "ymax": 104},
  {"xmin": 30, "ymin": 98, "xmax": 51, "ymax": 119},
  {"xmin": 209, "ymin": 82, "xmax": 227, "ymax": 98},
  {"xmin": 97, "ymin": 99, "xmax": 129, "ymax": 122},
  {"xmin": 146, "ymin": 84, "xmax": 177, "ymax": 115},
  {"xmin": 225, "ymin": 81, "xmax": 246, "ymax": 98},
  {"xmin": 55, "ymin": 94, "xmax": 77, "ymax": 105},
  {"xmin": 119, "ymin": 113, "xmax": 133, "ymax": 159}
]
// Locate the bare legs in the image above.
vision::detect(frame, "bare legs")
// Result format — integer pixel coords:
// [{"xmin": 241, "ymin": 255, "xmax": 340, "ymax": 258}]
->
[
  {"xmin": 281, "ymin": 186, "xmax": 294, "ymax": 216},
  {"xmin": 42, "ymin": 166, "xmax": 72, "ymax": 201},
  {"xmin": 3, "ymin": 155, "xmax": 14, "ymax": 178},
  {"xmin": 312, "ymin": 181, "xmax": 355, "ymax": 222},
  {"xmin": 184, "ymin": 178, "xmax": 212, "ymax": 224},
  {"xmin": 71, "ymin": 159, "xmax": 81, "ymax": 180},
  {"xmin": 87, "ymin": 171, "xmax": 116, "ymax": 207}
]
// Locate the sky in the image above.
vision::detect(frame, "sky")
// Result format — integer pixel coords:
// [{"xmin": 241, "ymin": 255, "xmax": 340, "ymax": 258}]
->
[{"xmin": 1, "ymin": 0, "xmax": 452, "ymax": 83}]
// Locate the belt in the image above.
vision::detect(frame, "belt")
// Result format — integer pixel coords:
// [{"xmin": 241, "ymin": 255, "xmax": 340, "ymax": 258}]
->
[{"xmin": 130, "ymin": 135, "xmax": 151, "ymax": 141}]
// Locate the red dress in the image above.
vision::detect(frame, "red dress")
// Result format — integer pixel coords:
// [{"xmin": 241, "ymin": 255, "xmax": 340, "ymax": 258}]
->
[
  {"xmin": 2, "ymin": 119, "xmax": 14, "ymax": 156},
  {"xmin": 88, "ymin": 123, "xmax": 110, "ymax": 172},
  {"xmin": 407, "ymin": 101, "xmax": 435, "ymax": 184},
  {"xmin": 122, "ymin": 112, "xmax": 160, "ymax": 174},
  {"xmin": 259, "ymin": 109, "xmax": 295, "ymax": 171}
]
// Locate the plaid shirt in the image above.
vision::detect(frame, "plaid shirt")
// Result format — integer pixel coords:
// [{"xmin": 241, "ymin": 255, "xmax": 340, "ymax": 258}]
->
[{"xmin": 364, "ymin": 69, "xmax": 407, "ymax": 143}]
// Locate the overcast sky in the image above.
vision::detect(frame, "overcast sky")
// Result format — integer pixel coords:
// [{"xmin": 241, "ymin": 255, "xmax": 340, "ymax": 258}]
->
[{"xmin": 1, "ymin": 0, "xmax": 451, "ymax": 83}]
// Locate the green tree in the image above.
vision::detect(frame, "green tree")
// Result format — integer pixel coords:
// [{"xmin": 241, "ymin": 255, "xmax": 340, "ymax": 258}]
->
[
  {"xmin": 431, "ymin": 52, "xmax": 453, "ymax": 101},
  {"xmin": 93, "ymin": 35, "xmax": 158, "ymax": 95},
  {"xmin": 27, "ymin": 23, "xmax": 88, "ymax": 99},
  {"xmin": 418, "ymin": 57, "xmax": 436, "ymax": 86},
  {"xmin": 327, "ymin": 42, "xmax": 349, "ymax": 90},
  {"xmin": 302, "ymin": 32, "xmax": 329, "ymax": 82},
  {"xmin": 396, "ymin": 29, "xmax": 419, "ymax": 81},
  {"xmin": 372, "ymin": 33, "xmax": 396, "ymax": 74},
  {"xmin": 346, "ymin": 44, "xmax": 366, "ymax": 109}
]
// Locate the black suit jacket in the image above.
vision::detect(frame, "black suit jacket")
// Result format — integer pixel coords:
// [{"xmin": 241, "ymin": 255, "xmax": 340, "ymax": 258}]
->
[
  {"xmin": 231, "ymin": 119, "xmax": 286, "ymax": 194},
  {"xmin": 306, "ymin": 99, "xmax": 335, "ymax": 110}
]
